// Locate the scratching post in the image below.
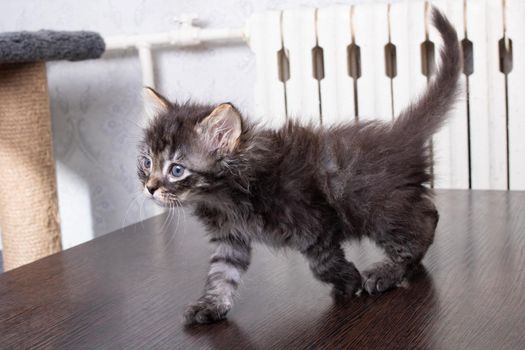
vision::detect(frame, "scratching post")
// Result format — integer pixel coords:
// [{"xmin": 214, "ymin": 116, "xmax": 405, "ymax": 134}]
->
[
  {"xmin": 0, "ymin": 30, "xmax": 105, "ymax": 270},
  {"xmin": 0, "ymin": 62, "xmax": 61, "ymax": 270}
]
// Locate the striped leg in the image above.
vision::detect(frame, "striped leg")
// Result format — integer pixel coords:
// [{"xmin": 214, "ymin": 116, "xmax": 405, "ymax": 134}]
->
[
  {"xmin": 304, "ymin": 242, "xmax": 362, "ymax": 299},
  {"xmin": 184, "ymin": 236, "xmax": 251, "ymax": 325}
]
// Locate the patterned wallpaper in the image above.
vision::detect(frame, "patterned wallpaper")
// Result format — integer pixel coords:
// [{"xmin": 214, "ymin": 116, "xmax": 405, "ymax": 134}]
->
[{"xmin": 0, "ymin": 0, "xmax": 367, "ymax": 248}]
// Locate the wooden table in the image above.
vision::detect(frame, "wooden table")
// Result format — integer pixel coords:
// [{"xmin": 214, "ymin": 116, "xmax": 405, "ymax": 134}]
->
[{"xmin": 1, "ymin": 190, "xmax": 524, "ymax": 349}]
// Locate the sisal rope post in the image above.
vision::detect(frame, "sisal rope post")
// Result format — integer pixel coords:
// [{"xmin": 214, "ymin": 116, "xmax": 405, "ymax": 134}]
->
[{"xmin": 0, "ymin": 62, "xmax": 62, "ymax": 270}]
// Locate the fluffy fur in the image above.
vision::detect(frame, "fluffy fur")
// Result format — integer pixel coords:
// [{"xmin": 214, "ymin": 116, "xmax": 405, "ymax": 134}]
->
[
  {"xmin": 137, "ymin": 8, "xmax": 461, "ymax": 325},
  {"xmin": 0, "ymin": 30, "xmax": 105, "ymax": 63}
]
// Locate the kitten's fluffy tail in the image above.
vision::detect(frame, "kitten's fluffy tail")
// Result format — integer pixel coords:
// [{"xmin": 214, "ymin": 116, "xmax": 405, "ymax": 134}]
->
[{"xmin": 392, "ymin": 7, "xmax": 461, "ymax": 144}]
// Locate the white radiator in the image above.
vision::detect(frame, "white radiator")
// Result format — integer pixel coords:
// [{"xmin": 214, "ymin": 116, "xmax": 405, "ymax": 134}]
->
[{"xmin": 247, "ymin": 0, "xmax": 525, "ymax": 190}]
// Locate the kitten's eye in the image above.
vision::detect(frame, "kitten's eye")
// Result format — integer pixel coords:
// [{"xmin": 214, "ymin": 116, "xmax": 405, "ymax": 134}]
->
[
  {"xmin": 142, "ymin": 157, "xmax": 152, "ymax": 170},
  {"xmin": 170, "ymin": 164, "xmax": 185, "ymax": 177}
]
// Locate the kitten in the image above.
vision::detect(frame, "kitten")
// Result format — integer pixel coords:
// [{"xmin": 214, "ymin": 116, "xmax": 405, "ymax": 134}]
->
[{"xmin": 138, "ymin": 7, "xmax": 460, "ymax": 325}]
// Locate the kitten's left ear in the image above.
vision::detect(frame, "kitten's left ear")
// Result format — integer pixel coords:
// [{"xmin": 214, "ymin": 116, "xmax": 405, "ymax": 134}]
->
[
  {"xmin": 143, "ymin": 86, "xmax": 171, "ymax": 119},
  {"xmin": 196, "ymin": 103, "xmax": 242, "ymax": 153}
]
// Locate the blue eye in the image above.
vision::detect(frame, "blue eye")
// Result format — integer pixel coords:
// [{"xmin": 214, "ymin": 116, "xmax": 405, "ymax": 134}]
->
[
  {"xmin": 171, "ymin": 164, "xmax": 185, "ymax": 177},
  {"xmin": 142, "ymin": 157, "xmax": 151, "ymax": 169}
]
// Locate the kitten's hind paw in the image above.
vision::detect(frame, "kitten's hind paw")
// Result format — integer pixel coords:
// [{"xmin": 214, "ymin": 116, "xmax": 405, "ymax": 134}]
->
[
  {"xmin": 362, "ymin": 262, "xmax": 405, "ymax": 295},
  {"xmin": 331, "ymin": 279, "xmax": 362, "ymax": 302},
  {"xmin": 183, "ymin": 297, "xmax": 232, "ymax": 325}
]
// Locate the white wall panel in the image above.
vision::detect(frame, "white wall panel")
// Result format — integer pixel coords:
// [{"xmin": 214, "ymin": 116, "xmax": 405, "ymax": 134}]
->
[
  {"xmin": 467, "ymin": 0, "xmax": 492, "ymax": 189},
  {"xmin": 438, "ymin": 0, "xmax": 469, "ymax": 189},
  {"xmin": 352, "ymin": 3, "xmax": 390, "ymax": 122},
  {"xmin": 282, "ymin": 7, "xmax": 321, "ymax": 125},
  {"xmin": 485, "ymin": 0, "xmax": 508, "ymax": 189},
  {"xmin": 507, "ymin": 0, "xmax": 525, "ymax": 190},
  {"xmin": 317, "ymin": 6, "xmax": 355, "ymax": 126},
  {"xmin": 248, "ymin": 0, "xmax": 523, "ymax": 191},
  {"xmin": 247, "ymin": 11, "xmax": 287, "ymax": 128}
]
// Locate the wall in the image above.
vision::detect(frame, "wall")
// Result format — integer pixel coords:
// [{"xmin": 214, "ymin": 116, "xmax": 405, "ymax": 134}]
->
[{"xmin": 0, "ymin": 0, "xmax": 352, "ymax": 249}]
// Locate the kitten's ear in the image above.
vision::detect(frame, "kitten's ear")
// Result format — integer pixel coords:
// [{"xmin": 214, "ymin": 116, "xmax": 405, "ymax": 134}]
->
[
  {"xmin": 143, "ymin": 87, "xmax": 171, "ymax": 119},
  {"xmin": 196, "ymin": 103, "xmax": 242, "ymax": 153}
]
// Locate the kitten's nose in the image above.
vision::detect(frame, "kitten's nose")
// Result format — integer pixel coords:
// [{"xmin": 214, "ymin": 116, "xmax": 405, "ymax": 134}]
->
[{"xmin": 146, "ymin": 184, "xmax": 158, "ymax": 195}]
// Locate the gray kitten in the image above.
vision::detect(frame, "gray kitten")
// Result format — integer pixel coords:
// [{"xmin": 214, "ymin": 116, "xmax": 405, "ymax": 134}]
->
[{"xmin": 138, "ymin": 7, "xmax": 460, "ymax": 325}]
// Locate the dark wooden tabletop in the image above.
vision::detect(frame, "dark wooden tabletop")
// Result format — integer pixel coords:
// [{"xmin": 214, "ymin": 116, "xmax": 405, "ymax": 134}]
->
[{"xmin": 1, "ymin": 190, "xmax": 524, "ymax": 349}]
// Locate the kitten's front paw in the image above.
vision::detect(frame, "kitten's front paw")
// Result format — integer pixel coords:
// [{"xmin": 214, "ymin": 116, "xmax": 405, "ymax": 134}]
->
[{"xmin": 183, "ymin": 297, "xmax": 232, "ymax": 325}]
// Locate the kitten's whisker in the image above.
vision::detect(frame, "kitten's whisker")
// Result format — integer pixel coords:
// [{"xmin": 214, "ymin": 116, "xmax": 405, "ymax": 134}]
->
[
  {"xmin": 163, "ymin": 207, "xmax": 178, "ymax": 249},
  {"xmin": 122, "ymin": 118, "xmax": 145, "ymax": 131},
  {"xmin": 177, "ymin": 198, "xmax": 187, "ymax": 231},
  {"xmin": 163, "ymin": 198, "xmax": 184, "ymax": 249},
  {"xmin": 175, "ymin": 198, "xmax": 186, "ymax": 233},
  {"xmin": 121, "ymin": 191, "xmax": 144, "ymax": 229},
  {"xmin": 122, "ymin": 139, "xmax": 143, "ymax": 145},
  {"xmin": 168, "ymin": 201, "xmax": 180, "ymax": 247},
  {"xmin": 166, "ymin": 203, "xmax": 175, "ymax": 233},
  {"xmin": 174, "ymin": 199, "xmax": 183, "ymax": 234},
  {"xmin": 139, "ymin": 196, "xmax": 147, "ymax": 230},
  {"xmin": 159, "ymin": 203, "xmax": 172, "ymax": 234},
  {"xmin": 121, "ymin": 134, "xmax": 142, "ymax": 141}
]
